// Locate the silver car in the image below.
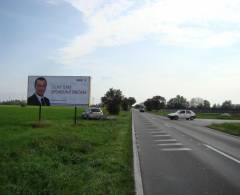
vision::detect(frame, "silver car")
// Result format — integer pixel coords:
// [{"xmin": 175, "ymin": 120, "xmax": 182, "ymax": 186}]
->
[
  {"xmin": 167, "ymin": 110, "xmax": 196, "ymax": 120},
  {"xmin": 82, "ymin": 107, "xmax": 104, "ymax": 119}
]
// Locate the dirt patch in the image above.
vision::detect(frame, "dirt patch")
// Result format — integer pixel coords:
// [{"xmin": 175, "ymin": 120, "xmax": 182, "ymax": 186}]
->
[{"xmin": 31, "ymin": 121, "xmax": 51, "ymax": 128}]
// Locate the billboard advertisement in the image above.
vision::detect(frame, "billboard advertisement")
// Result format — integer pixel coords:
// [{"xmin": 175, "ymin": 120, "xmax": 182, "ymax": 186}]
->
[{"xmin": 27, "ymin": 76, "xmax": 91, "ymax": 106}]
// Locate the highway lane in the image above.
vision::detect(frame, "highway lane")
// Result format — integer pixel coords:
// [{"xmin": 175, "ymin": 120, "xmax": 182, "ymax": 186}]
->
[{"xmin": 133, "ymin": 109, "xmax": 240, "ymax": 195}]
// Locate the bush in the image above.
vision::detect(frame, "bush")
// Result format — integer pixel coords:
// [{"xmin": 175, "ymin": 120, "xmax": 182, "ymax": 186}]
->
[{"xmin": 101, "ymin": 88, "xmax": 123, "ymax": 115}]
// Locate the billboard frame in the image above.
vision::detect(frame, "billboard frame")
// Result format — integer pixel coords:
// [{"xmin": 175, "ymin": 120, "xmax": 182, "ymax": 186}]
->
[{"xmin": 27, "ymin": 75, "xmax": 91, "ymax": 107}]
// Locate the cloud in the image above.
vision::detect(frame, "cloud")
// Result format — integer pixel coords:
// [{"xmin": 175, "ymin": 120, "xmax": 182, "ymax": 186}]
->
[
  {"xmin": 56, "ymin": 0, "xmax": 240, "ymax": 63},
  {"xmin": 63, "ymin": 0, "xmax": 105, "ymax": 17},
  {"xmin": 45, "ymin": 0, "xmax": 60, "ymax": 5}
]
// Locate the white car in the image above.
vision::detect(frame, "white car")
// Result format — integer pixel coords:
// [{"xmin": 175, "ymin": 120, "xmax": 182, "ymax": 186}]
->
[
  {"xmin": 82, "ymin": 107, "xmax": 104, "ymax": 119},
  {"xmin": 167, "ymin": 110, "xmax": 196, "ymax": 120}
]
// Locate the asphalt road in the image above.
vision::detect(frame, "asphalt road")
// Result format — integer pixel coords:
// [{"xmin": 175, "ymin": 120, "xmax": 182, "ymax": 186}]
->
[{"xmin": 133, "ymin": 109, "xmax": 240, "ymax": 195}]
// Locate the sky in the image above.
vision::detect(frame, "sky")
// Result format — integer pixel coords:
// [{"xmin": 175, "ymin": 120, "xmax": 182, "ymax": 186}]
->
[{"xmin": 0, "ymin": 0, "xmax": 240, "ymax": 105}]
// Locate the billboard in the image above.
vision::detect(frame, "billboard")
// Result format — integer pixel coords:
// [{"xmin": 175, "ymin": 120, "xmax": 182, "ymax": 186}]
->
[{"xmin": 27, "ymin": 76, "xmax": 91, "ymax": 106}]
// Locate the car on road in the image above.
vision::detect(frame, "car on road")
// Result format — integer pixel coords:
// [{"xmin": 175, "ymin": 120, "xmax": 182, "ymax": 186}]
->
[
  {"xmin": 82, "ymin": 107, "xmax": 104, "ymax": 119},
  {"xmin": 167, "ymin": 110, "xmax": 196, "ymax": 120},
  {"xmin": 139, "ymin": 108, "xmax": 145, "ymax": 112}
]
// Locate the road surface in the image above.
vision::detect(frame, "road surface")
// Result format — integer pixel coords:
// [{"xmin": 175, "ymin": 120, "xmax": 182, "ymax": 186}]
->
[{"xmin": 132, "ymin": 109, "xmax": 240, "ymax": 195}]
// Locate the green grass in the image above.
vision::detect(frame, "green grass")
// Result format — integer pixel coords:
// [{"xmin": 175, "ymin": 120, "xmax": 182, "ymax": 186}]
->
[
  {"xmin": 196, "ymin": 113, "xmax": 240, "ymax": 120},
  {"xmin": 208, "ymin": 123, "xmax": 240, "ymax": 136},
  {"xmin": 151, "ymin": 110, "xmax": 240, "ymax": 120},
  {"xmin": 0, "ymin": 105, "xmax": 134, "ymax": 195}
]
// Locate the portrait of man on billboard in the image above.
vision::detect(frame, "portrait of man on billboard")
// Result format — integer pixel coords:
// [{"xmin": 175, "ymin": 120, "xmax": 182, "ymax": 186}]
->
[{"xmin": 27, "ymin": 77, "xmax": 50, "ymax": 106}]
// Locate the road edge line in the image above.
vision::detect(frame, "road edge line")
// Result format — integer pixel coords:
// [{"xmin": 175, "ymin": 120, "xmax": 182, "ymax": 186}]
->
[
  {"xmin": 132, "ymin": 110, "xmax": 144, "ymax": 195},
  {"xmin": 204, "ymin": 144, "xmax": 240, "ymax": 164}
]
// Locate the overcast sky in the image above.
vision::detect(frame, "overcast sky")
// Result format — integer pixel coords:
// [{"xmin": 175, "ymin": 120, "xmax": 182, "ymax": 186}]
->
[{"xmin": 1, "ymin": 0, "xmax": 240, "ymax": 104}]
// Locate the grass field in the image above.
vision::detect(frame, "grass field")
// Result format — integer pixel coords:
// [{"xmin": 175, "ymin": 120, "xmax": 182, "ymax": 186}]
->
[
  {"xmin": 208, "ymin": 123, "xmax": 240, "ymax": 136},
  {"xmin": 196, "ymin": 113, "xmax": 240, "ymax": 120},
  {"xmin": 151, "ymin": 110, "xmax": 240, "ymax": 120},
  {"xmin": 0, "ymin": 105, "xmax": 134, "ymax": 195}
]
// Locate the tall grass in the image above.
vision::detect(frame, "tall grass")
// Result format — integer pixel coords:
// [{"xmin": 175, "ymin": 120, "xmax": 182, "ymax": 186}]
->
[
  {"xmin": 0, "ymin": 105, "xmax": 134, "ymax": 195},
  {"xmin": 208, "ymin": 123, "xmax": 240, "ymax": 136}
]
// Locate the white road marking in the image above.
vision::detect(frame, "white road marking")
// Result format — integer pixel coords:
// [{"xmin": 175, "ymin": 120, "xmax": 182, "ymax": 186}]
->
[
  {"xmin": 154, "ymin": 139, "xmax": 177, "ymax": 142},
  {"xmin": 132, "ymin": 111, "xmax": 144, "ymax": 195},
  {"xmin": 204, "ymin": 144, "xmax": 240, "ymax": 164},
  {"xmin": 150, "ymin": 133, "xmax": 164, "ymax": 135},
  {"xmin": 152, "ymin": 135, "xmax": 171, "ymax": 137},
  {"xmin": 162, "ymin": 148, "xmax": 192, "ymax": 151},
  {"xmin": 157, "ymin": 143, "xmax": 183, "ymax": 146}
]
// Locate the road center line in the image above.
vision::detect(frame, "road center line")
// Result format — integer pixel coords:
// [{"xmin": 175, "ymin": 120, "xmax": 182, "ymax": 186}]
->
[{"xmin": 204, "ymin": 144, "xmax": 240, "ymax": 164}]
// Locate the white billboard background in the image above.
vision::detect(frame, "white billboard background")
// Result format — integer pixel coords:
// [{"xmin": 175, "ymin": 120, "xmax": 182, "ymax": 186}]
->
[{"xmin": 28, "ymin": 76, "xmax": 91, "ymax": 106}]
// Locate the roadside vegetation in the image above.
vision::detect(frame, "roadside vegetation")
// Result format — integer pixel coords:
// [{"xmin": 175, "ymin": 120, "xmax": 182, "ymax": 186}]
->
[
  {"xmin": 101, "ymin": 88, "xmax": 136, "ymax": 114},
  {"xmin": 0, "ymin": 105, "xmax": 134, "ymax": 194},
  {"xmin": 196, "ymin": 113, "xmax": 240, "ymax": 120},
  {"xmin": 208, "ymin": 123, "xmax": 240, "ymax": 136}
]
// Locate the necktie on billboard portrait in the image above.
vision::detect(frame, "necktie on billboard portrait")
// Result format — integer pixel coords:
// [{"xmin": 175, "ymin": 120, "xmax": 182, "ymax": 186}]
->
[{"xmin": 41, "ymin": 98, "xmax": 45, "ymax": 106}]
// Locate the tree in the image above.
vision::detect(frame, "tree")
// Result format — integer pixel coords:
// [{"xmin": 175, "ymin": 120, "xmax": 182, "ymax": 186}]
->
[
  {"xmin": 212, "ymin": 104, "xmax": 217, "ymax": 109},
  {"xmin": 121, "ymin": 97, "xmax": 136, "ymax": 111},
  {"xmin": 143, "ymin": 95, "xmax": 166, "ymax": 111},
  {"xmin": 121, "ymin": 97, "xmax": 129, "ymax": 111},
  {"xmin": 144, "ymin": 98, "xmax": 154, "ymax": 111},
  {"xmin": 235, "ymin": 104, "xmax": 240, "ymax": 112},
  {"xmin": 101, "ymin": 88, "xmax": 123, "ymax": 115},
  {"xmin": 167, "ymin": 95, "xmax": 189, "ymax": 109},
  {"xmin": 203, "ymin": 100, "xmax": 211, "ymax": 109},
  {"xmin": 152, "ymin": 96, "xmax": 166, "ymax": 110},
  {"xmin": 221, "ymin": 100, "xmax": 233, "ymax": 110},
  {"xmin": 128, "ymin": 97, "xmax": 136, "ymax": 107},
  {"xmin": 134, "ymin": 104, "xmax": 142, "ymax": 109},
  {"xmin": 190, "ymin": 97, "xmax": 204, "ymax": 108}
]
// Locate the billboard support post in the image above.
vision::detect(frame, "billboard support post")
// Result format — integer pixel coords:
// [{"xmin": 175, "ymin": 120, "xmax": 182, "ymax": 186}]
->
[
  {"xmin": 74, "ymin": 105, "xmax": 77, "ymax": 125},
  {"xmin": 38, "ymin": 105, "xmax": 42, "ymax": 122}
]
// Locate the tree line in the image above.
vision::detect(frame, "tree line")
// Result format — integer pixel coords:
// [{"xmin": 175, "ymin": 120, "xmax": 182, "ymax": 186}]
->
[
  {"xmin": 135, "ymin": 95, "xmax": 240, "ymax": 112},
  {"xmin": 1, "ymin": 90, "xmax": 239, "ymax": 114}
]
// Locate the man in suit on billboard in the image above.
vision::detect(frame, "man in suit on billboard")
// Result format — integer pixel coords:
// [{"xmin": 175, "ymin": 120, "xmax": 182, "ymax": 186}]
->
[{"xmin": 27, "ymin": 77, "xmax": 50, "ymax": 106}]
